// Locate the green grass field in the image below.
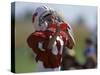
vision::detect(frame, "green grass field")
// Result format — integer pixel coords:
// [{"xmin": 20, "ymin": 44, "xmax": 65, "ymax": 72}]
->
[
  {"xmin": 15, "ymin": 20, "xmax": 90, "ymax": 73},
  {"xmin": 15, "ymin": 20, "xmax": 38, "ymax": 73}
]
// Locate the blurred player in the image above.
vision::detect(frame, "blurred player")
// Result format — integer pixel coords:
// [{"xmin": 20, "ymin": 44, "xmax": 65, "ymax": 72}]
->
[{"xmin": 83, "ymin": 38, "xmax": 97, "ymax": 68}]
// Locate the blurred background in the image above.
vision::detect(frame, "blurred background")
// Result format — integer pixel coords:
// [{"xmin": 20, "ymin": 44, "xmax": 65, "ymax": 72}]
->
[{"xmin": 13, "ymin": 2, "xmax": 97, "ymax": 73}]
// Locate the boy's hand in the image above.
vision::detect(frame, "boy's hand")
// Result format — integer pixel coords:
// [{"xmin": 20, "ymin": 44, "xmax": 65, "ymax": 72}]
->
[
  {"xmin": 55, "ymin": 26, "xmax": 61, "ymax": 34},
  {"xmin": 55, "ymin": 21, "xmax": 62, "ymax": 34}
]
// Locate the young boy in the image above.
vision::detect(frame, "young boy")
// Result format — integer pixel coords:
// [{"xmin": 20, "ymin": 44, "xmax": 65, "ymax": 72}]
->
[{"xmin": 27, "ymin": 6, "xmax": 75, "ymax": 72}]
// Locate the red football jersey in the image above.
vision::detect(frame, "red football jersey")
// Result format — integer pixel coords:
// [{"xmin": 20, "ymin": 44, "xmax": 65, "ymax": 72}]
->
[{"xmin": 27, "ymin": 28, "xmax": 69, "ymax": 68}]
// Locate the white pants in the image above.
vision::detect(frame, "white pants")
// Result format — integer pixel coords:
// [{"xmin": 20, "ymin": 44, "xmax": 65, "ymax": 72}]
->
[{"xmin": 36, "ymin": 60, "xmax": 61, "ymax": 72}]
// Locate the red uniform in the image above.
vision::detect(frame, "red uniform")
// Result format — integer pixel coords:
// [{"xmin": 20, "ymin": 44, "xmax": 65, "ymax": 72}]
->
[{"xmin": 27, "ymin": 28, "xmax": 69, "ymax": 68}]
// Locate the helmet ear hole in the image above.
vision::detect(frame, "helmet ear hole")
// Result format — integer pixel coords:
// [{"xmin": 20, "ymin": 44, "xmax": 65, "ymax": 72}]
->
[
  {"xmin": 34, "ymin": 12, "xmax": 38, "ymax": 16},
  {"xmin": 32, "ymin": 12, "xmax": 38, "ymax": 23}
]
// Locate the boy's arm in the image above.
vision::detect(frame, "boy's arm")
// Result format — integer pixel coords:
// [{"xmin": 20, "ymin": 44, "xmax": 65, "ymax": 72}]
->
[
  {"xmin": 63, "ymin": 27, "xmax": 75, "ymax": 49},
  {"xmin": 47, "ymin": 26, "xmax": 60, "ymax": 49}
]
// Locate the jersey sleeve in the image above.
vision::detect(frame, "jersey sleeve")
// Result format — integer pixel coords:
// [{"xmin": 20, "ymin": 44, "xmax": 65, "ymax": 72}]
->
[{"xmin": 27, "ymin": 32, "xmax": 46, "ymax": 55}]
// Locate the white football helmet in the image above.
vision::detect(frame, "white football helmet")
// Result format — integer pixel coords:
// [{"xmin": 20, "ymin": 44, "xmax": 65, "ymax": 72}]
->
[{"xmin": 32, "ymin": 6, "xmax": 55, "ymax": 31}]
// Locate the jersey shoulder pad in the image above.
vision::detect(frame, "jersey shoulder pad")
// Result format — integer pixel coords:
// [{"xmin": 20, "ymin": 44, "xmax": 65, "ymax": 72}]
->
[{"xmin": 32, "ymin": 31, "xmax": 46, "ymax": 39}]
